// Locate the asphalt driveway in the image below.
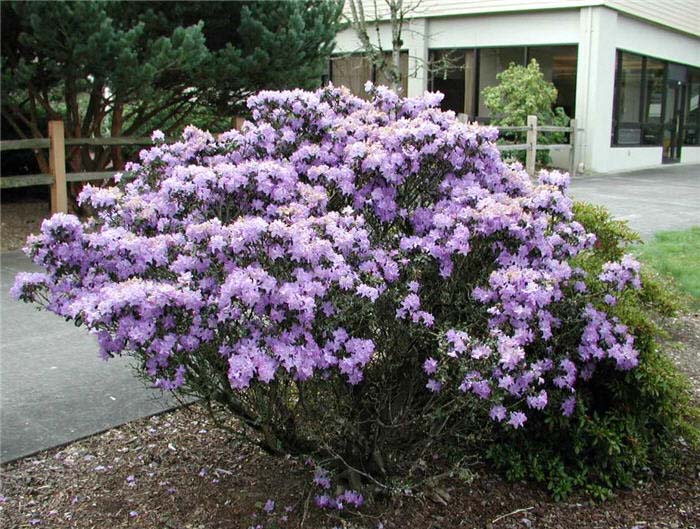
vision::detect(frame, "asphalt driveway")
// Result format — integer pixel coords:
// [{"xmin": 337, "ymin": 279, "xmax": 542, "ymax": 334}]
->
[
  {"xmin": 569, "ymin": 164, "xmax": 700, "ymax": 239},
  {"xmin": 0, "ymin": 251, "xmax": 177, "ymax": 463}
]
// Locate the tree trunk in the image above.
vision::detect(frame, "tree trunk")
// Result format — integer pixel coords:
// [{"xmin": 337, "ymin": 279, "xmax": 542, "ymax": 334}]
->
[{"xmin": 111, "ymin": 101, "xmax": 125, "ymax": 170}]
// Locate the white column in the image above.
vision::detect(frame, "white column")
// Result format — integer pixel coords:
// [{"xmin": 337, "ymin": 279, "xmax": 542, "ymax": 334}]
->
[
  {"xmin": 406, "ymin": 17, "xmax": 429, "ymax": 97},
  {"xmin": 575, "ymin": 7, "xmax": 618, "ymax": 173}
]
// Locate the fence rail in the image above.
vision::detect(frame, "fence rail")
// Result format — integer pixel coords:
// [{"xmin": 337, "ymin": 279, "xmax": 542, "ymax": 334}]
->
[
  {"xmin": 457, "ymin": 114, "xmax": 578, "ymax": 176},
  {"xmin": 1, "ymin": 121, "xmax": 158, "ymax": 213},
  {"xmin": 1, "ymin": 115, "xmax": 578, "ymax": 214}
]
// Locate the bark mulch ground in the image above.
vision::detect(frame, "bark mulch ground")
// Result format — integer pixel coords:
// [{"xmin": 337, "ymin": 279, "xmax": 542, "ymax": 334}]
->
[
  {"xmin": 1, "ymin": 200, "xmax": 49, "ymax": 252},
  {"xmin": 1, "ymin": 396, "xmax": 698, "ymax": 529},
  {"xmin": 1, "ymin": 200, "xmax": 699, "ymax": 528}
]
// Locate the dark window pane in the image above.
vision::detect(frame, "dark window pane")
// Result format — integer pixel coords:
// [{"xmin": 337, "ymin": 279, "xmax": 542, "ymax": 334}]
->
[
  {"xmin": 642, "ymin": 57, "xmax": 665, "ymax": 145},
  {"xmin": 430, "ymin": 50, "xmax": 473, "ymax": 116},
  {"xmin": 527, "ymin": 45, "xmax": 577, "ymax": 118},
  {"xmin": 477, "ymin": 47, "xmax": 526, "ymax": 119},
  {"xmin": 615, "ymin": 52, "xmax": 644, "ymax": 145},
  {"xmin": 683, "ymin": 68, "xmax": 700, "ymax": 145}
]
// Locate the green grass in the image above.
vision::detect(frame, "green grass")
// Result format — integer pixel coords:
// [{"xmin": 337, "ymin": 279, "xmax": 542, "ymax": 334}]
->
[{"xmin": 634, "ymin": 227, "xmax": 700, "ymax": 310}]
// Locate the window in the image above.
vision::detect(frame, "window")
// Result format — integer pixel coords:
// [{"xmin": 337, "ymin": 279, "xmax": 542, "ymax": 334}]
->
[
  {"xmin": 477, "ymin": 47, "xmax": 526, "ymax": 118},
  {"xmin": 528, "ymin": 46, "xmax": 577, "ymax": 119},
  {"xmin": 612, "ymin": 50, "xmax": 700, "ymax": 149},
  {"xmin": 684, "ymin": 68, "xmax": 700, "ymax": 146},
  {"xmin": 429, "ymin": 50, "xmax": 476, "ymax": 117},
  {"xmin": 330, "ymin": 53, "xmax": 408, "ymax": 99},
  {"xmin": 642, "ymin": 58, "xmax": 665, "ymax": 145},
  {"xmin": 614, "ymin": 51, "xmax": 644, "ymax": 145},
  {"xmin": 429, "ymin": 46, "xmax": 577, "ymax": 122}
]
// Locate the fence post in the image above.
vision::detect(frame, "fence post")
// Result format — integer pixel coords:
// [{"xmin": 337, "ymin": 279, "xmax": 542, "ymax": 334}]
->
[
  {"xmin": 48, "ymin": 120, "xmax": 68, "ymax": 214},
  {"xmin": 526, "ymin": 115, "xmax": 537, "ymax": 177},
  {"xmin": 568, "ymin": 118, "xmax": 577, "ymax": 177}
]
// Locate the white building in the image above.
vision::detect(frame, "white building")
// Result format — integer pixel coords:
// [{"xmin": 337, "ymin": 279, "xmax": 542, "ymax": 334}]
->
[{"xmin": 331, "ymin": 0, "xmax": 700, "ymax": 174}]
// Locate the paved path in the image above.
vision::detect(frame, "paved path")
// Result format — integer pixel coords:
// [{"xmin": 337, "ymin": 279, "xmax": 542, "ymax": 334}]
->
[
  {"xmin": 0, "ymin": 163, "xmax": 697, "ymax": 463},
  {"xmin": 0, "ymin": 252, "xmax": 177, "ymax": 463},
  {"xmin": 569, "ymin": 164, "xmax": 700, "ymax": 239}
]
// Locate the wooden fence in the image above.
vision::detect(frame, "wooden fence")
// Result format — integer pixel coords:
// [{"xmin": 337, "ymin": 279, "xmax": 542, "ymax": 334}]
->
[
  {"xmin": 459, "ymin": 114, "xmax": 578, "ymax": 176},
  {"xmin": 1, "ymin": 121, "xmax": 156, "ymax": 213},
  {"xmin": 497, "ymin": 116, "xmax": 577, "ymax": 177},
  {"xmin": 1, "ymin": 116, "xmax": 577, "ymax": 214}
]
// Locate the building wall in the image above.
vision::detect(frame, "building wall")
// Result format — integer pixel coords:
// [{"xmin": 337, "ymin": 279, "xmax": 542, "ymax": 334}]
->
[
  {"xmin": 334, "ymin": 4, "xmax": 700, "ymax": 173},
  {"xmin": 680, "ymin": 146, "xmax": 700, "ymax": 165},
  {"xmin": 342, "ymin": 0, "xmax": 700, "ymax": 37},
  {"xmin": 578, "ymin": 8, "xmax": 700, "ymax": 173}
]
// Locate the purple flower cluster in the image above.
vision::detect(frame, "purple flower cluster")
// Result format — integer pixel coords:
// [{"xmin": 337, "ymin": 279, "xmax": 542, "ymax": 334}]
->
[
  {"xmin": 13, "ymin": 83, "xmax": 642, "ymax": 431},
  {"xmin": 315, "ymin": 490, "xmax": 364, "ymax": 511}
]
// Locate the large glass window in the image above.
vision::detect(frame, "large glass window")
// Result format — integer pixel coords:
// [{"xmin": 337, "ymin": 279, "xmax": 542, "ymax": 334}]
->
[
  {"xmin": 612, "ymin": 50, "xmax": 700, "ymax": 149},
  {"xmin": 428, "ymin": 45, "xmax": 577, "ymax": 122},
  {"xmin": 477, "ymin": 47, "xmax": 526, "ymax": 118},
  {"xmin": 528, "ymin": 46, "xmax": 577, "ymax": 119},
  {"xmin": 429, "ymin": 50, "xmax": 477, "ymax": 117},
  {"xmin": 684, "ymin": 68, "xmax": 700, "ymax": 145},
  {"xmin": 614, "ymin": 51, "xmax": 644, "ymax": 145},
  {"xmin": 642, "ymin": 58, "xmax": 665, "ymax": 145}
]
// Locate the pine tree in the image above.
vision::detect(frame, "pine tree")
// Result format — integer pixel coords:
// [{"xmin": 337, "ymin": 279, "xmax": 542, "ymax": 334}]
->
[{"xmin": 1, "ymin": 0, "xmax": 343, "ymax": 174}]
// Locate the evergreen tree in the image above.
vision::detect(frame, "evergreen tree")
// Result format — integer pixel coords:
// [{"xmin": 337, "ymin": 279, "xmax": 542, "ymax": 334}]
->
[{"xmin": 1, "ymin": 0, "xmax": 343, "ymax": 174}]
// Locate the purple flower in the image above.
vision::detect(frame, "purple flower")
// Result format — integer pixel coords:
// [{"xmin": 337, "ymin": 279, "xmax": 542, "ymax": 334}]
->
[
  {"xmin": 489, "ymin": 405, "xmax": 507, "ymax": 422},
  {"xmin": 423, "ymin": 357, "xmax": 438, "ymax": 375},
  {"xmin": 561, "ymin": 396, "xmax": 576, "ymax": 417},
  {"xmin": 264, "ymin": 499, "xmax": 275, "ymax": 513},
  {"xmin": 426, "ymin": 379, "xmax": 442, "ymax": 393},
  {"xmin": 508, "ymin": 411, "xmax": 527, "ymax": 429}
]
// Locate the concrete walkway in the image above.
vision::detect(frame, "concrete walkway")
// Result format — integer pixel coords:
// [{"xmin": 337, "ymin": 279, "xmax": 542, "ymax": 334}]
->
[
  {"xmin": 0, "ymin": 251, "xmax": 177, "ymax": 463},
  {"xmin": 569, "ymin": 164, "xmax": 700, "ymax": 239}
]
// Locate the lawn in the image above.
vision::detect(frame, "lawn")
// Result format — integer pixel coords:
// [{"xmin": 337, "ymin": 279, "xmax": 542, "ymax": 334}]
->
[{"xmin": 634, "ymin": 226, "xmax": 700, "ymax": 310}]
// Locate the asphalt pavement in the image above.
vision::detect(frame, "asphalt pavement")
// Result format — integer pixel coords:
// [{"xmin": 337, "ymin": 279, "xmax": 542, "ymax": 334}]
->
[
  {"xmin": 0, "ymin": 163, "xmax": 698, "ymax": 464},
  {"xmin": 569, "ymin": 164, "xmax": 700, "ymax": 239},
  {"xmin": 0, "ymin": 251, "xmax": 177, "ymax": 463}
]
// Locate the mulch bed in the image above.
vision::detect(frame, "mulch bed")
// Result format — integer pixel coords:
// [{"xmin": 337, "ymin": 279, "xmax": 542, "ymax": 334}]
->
[
  {"xmin": 2, "ymin": 199, "xmax": 699, "ymax": 528},
  {"xmin": 1, "ymin": 398, "xmax": 698, "ymax": 529},
  {"xmin": 1, "ymin": 200, "xmax": 49, "ymax": 252}
]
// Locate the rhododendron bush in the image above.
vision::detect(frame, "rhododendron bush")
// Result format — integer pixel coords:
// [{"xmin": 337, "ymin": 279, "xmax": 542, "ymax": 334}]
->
[{"xmin": 14, "ymin": 84, "xmax": 668, "ymax": 490}]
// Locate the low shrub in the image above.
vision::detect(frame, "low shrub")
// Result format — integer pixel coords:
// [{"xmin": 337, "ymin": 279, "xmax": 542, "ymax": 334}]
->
[
  {"xmin": 13, "ymin": 85, "xmax": 696, "ymax": 501},
  {"xmin": 490, "ymin": 203, "xmax": 698, "ymax": 499}
]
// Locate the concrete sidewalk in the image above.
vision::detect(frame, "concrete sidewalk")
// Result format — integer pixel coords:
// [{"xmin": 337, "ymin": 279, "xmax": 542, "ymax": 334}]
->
[
  {"xmin": 569, "ymin": 164, "xmax": 700, "ymax": 239},
  {"xmin": 0, "ymin": 251, "xmax": 177, "ymax": 463}
]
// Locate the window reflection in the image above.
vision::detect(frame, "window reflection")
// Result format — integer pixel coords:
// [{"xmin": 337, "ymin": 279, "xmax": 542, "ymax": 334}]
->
[
  {"xmin": 427, "ymin": 45, "xmax": 577, "ymax": 122},
  {"xmin": 642, "ymin": 58, "xmax": 665, "ymax": 145},
  {"xmin": 612, "ymin": 50, "xmax": 700, "ymax": 149},
  {"xmin": 528, "ymin": 46, "xmax": 578, "ymax": 119}
]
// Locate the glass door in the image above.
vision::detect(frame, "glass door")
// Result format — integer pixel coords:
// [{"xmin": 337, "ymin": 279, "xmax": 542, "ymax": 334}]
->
[{"xmin": 663, "ymin": 80, "xmax": 686, "ymax": 162}]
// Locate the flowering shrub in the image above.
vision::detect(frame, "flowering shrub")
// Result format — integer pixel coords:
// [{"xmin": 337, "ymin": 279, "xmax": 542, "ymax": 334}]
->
[{"xmin": 14, "ymin": 84, "xmax": 676, "ymax": 495}]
